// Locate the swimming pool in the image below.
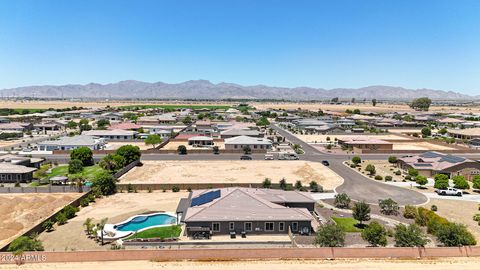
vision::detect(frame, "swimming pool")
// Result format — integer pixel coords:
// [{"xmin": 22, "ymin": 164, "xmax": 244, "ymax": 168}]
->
[{"xmin": 114, "ymin": 213, "xmax": 177, "ymax": 232}]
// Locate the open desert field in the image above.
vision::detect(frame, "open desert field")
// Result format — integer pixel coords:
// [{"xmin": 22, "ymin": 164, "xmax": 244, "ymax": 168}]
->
[
  {"xmin": 4, "ymin": 258, "xmax": 480, "ymax": 270},
  {"xmin": 119, "ymin": 160, "xmax": 343, "ymax": 189},
  {"xmin": 38, "ymin": 191, "xmax": 188, "ymax": 251},
  {"xmin": 0, "ymin": 193, "xmax": 81, "ymax": 250},
  {"xmin": 296, "ymin": 134, "xmax": 412, "ymax": 143}
]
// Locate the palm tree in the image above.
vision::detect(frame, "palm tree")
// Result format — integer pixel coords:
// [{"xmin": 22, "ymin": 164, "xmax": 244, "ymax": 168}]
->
[
  {"xmin": 83, "ymin": 218, "xmax": 94, "ymax": 236},
  {"xmin": 96, "ymin": 218, "xmax": 108, "ymax": 245}
]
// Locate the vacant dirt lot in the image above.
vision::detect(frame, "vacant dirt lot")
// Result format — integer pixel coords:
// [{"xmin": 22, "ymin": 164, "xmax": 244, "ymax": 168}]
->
[
  {"xmin": 425, "ymin": 198, "xmax": 480, "ymax": 242},
  {"xmin": 0, "ymin": 193, "xmax": 81, "ymax": 249},
  {"xmin": 6, "ymin": 258, "xmax": 480, "ymax": 270},
  {"xmin": 119, "ymin": 160, "xmax": 343, "ymax": 189},
  {"xmin": 296, "ymin": 134, "xmax": 411, "ymax": 143},
  {"xmin": 105, "ymin": 141, "xmax": 151, "ymax": 150},
  {"xmin": 38, "ymin": 191, "xmax": 188, "ymax": 251}
]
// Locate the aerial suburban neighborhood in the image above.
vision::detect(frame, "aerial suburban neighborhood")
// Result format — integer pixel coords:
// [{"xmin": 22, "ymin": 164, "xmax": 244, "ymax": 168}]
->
[{"xmin": 1, "ymin": 0, "xmax": 480, "ymax": 269}]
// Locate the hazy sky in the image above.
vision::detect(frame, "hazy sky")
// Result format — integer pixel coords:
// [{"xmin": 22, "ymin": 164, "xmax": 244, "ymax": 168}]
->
[{"xmin": 0, "ymin": 0, "xmax": 479, "ymax": 95}]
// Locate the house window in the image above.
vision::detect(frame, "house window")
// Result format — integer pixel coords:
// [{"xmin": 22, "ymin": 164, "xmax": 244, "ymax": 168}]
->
[
  {"xmin": 234, "ymin": 145, "xmax": 237, "ymax": 149},
  {"xmin": 244, "ymin": 222, "xmax": 252, "ymax": 232},
  {"xmin": 254, "ymin": 145, "xmax": 257, "ymax": 149},
  {"xmin": 292, "ymin": 222, "xmax": 298, "ymax": 231},
  {"xmin": 229, "ymin": 222, "xmax": 235, "ymax": 231},
  {"xmin": 212, "ymin": 222, "xmax": 220, "ymax": 232},
  {"xmin": 279, "ymin": 222, "xmax": 285, "ymax": 231},
  {"xmin": 265, "ymin": 222, "xmax": 274, "ymax": 231}
]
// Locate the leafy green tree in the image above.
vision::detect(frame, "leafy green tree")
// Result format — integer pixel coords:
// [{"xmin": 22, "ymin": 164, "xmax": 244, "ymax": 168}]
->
[
  {"xmin": 177, "ymin": 145, "xmax": 187, "ymax": 155},
  {"xmin": 438, "ymin": 128, "xmax": 448, "ymax": 135},
  {"xmin": 394, "ymin": 224, "xmax": 430, "ymax": 247},
  {"xmin": 144, "ymin": 134, "xmax": 162, "ymax": 149},
  {"xmin": 434, "ymin": 174, "xmax": 449, "ymax": 189},
  {"xmin": 309, "ymin": 181, "xmax": 322, "ymax": 192},
  {"xmin": 334, "ymin": 193, "xmax": 351, "ymax": 209},
  {"xmin": 453, "ymin": 175, "xmax": 470, "ymax": 190},
  {"xmin": 410, "ymin": 97, "xmax": 432, "ymax": 111},
  {"xmin": 408, "ymin": 168, "xmax": 419, "ymax": 177},
  {"xmin": 436, "ymin": 223, "xmax": 477, "ymax": 247},
  {"xmin": 388, "ymin": 156, "xmax": 397, "ymax": 164},
  {"xmin": 92, "ymin": 171, "xmax": 117, "ymax": 195},
  {"xmin": 256, "ymin": 117, "xmax": 270, "ymax": 127},
  {"xmin": 262, "ymin": 178, "xmax": 272, "ymax": 188},
  {"xmin": 421, "ymin": 127, "xmax": 432, "ymax": 138},
  {"xmin": 70, "ymin": 147, "xmax": 94, "ymax": 166},
  {"xmin": 365, "ymin": 164, "xmax": 376, "ymax": 175},
  {"xmin": 67, "ymin": 121, "xmax": 78, "ymax": 129},
  {"xmin": 116, "ymin": 145, "xmax": 141, "ymax": 164},
  {"xmin": 62, "ymin": 205, "xmax": 79, "ymax": 219},
  {"xmin": 242, "ymin": 145, "xmax": 252, "ymax": 155},
  {"xmin": 415, "ymin": 175, "xmax": 428, "ymax": 187},
  {"xmin": 7, "ymin": 235, "xmax": 44, "ymax": 252},
  {"xmin": 351, "ymin": 156, "xmax": 361, "ymax": 165},
  {"xmin": 182, "ymin": 116, "xmax": 192, "ymax": 125},
  {"xmin": 79, "ymin": 119, "xmax": 92, "ymax": 131},
  {"xmin": 379, "ymin": 198, "xmax": 399, "ymax": 216},
  {"xmin": 68, "ymin": 159, "xmax": 84, "ymax": 174},
  {"xmin": 212, "ymin": 146, "xmax": 220, "ymax": 154},
  {"xmin": 352, "ymin": 201, "xmax": 371, "ymax": 225},
  {"xmin": 294, "ymin": 180, "xmax": 303, "ymax": 190},
  {"xmin": 372, "ymin": 99, "xmax": 377, "ymax": 107},
  {"xmin": 96, "ymin": 119, "xmax": 110, "ymax": 129},
  {"xmin": 472, "ymin": 175, "xmax": 480, "ymax": 190},
  {"xmin": 99, "ymin": 154, "xmax": 125, "ymax": 172},
  {"xmin": 361, "ymin": 221, "xmax": 387, "ymax": 247},
  {"xmin": 314, "ymin": 223, "xmax": 345, "ymax": 247}
]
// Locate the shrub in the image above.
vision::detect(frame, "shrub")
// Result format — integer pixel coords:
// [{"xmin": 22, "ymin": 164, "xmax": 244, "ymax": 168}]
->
[
  {"xmin": 7, "ymin": 235, "xmax": 44, "ymax": 252},
  {"xmin": 365, "ymin": 164, "xmax": 376, "ymax": 175},
  {"xmin": 374, "ymin": 175, "xmax": 383, "ymax": 180},
  {"xmin": 361, "ymin": 221, "xmax": 387, "ymax": 247},
  {"xmin": 262, "ymin": 178, "xmax": 272, "ymax": 188},
  {"xmin": 62, "ymin": 205, "xmax": 79, "ymax": 219},
  {"xmin": 403, "ymin": 205, "xmax": 417, "ymax": 219},
  {"xmin": 404, "ymin": 175, "xmax": 412, "ymax": 181},
  {"xmin": 394, "ymin": 170, "xmax": 401, "ymax": 175},
  {"xmin": 127, "ymin": 183, "xmax": 134, "ymax": 193},
  {"xmin": 334, "ymin": 193, "xmax": 351, "ymax": 209},
  {"xmin": 415, "ymin": 175, "xmax": 428, "ymax": 187},
  {"xmin": 68, "ymin": 159, "xmax": 84, "ymax": 174},
  {"xmin": 385, "ymin": 175, "xmax": 392, "ymax": 181},
  {"xmin": 434, "ymin": 174, "xmax": 449, "ymax": 189},
  {"xmin": 379, "ymin": 198, "xmax": 399, "ymax": 216},
  {"xmin": 351, "ymin": 156, "xmax": 361, "ymax": 165},
  {"xmin": 431, "ymin": 205, "xmax": 438, "ymax": 212},
  {"xmin": 80, "ymin": 198, "xmax": 89, "ymax": 207},
  {"xmin": 56, "ymin": 212, "xmax": 68, "ymax": 225},
  {"xmin": 408, "ymin": 168, "xmax": 419, "ymax": 177},
  {"xmin": 92, "ymin": 171, "xmax": 116, "ymax": 196},
  {"xmin": 279, "ymin": 178, "xmax": 287, "ymax": 190},
  {"xmin": 394, "ymin": 224, "xmax": 430, "ymax": 247},
  {"xmin": 415, "ymin": 207, "xmax": 449, "ymax": 234},
  {"xmin": 116, "ymin": 145, "xmax": 141, "ymax": 164},
  {"xmin": 388, "ymin": 156, "xmax": 397, "ymax": 164},
  {"xmin": 172, "ymin": 185, "xmax": 180, "ymax": 192},
  {"xmin": 453, "ymin": 175, "xmax": 470, "ymax": 190},
  {"xmin": 314, "ymin": 223, "xmax": 345, "ymax": 247},
  {"xmin": 436, "ymin": 223, "xmax": 476, "ymax": 246},
  {"xmin": 473, "ymin": 175, "xmax": 480, "ymax": 190},
  {"xmin": 42, "ymin": 220, "xmax": 55, "ymax": 232},
  {"xmin": 309, "ymin": 181, "xmax": 322, "ymax": 192},
  {"xmin": 294, "ymin": 180, "xmax": 303, "ymax": 190}
]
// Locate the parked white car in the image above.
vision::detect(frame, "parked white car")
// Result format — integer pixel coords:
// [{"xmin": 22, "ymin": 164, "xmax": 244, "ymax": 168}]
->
[{"xmin": 435, "ymin": 188, "xmax": 462, "ymax": 196}]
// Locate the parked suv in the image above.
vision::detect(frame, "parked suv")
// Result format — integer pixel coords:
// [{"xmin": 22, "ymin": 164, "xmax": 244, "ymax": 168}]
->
[
  {"xmin": 435, "ymin": 187, "xmax": 462, "ymax": 196},
  {"xmin": 240, "ymin": 155, "xmax": 252, "ymax": 160}
]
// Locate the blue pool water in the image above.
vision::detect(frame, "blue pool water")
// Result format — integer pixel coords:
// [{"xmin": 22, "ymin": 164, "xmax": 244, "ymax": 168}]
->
[{"xmin": 115, "ymin": 214, "xmax": 177, "ymax": 232}]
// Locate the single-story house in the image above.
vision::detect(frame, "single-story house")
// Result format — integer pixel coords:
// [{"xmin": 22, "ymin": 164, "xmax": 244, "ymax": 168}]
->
[
  {"xmin": 338, "ymin": 137, "xmax": 393, "ymax": 153},
  {"xmin": 397, "ymin": 151, "xmax": 480, "ymax": 180},
  {"xmin": 178, "ymin": 187, "xmax": 316, "ymax": 238},
  {"xmin": 37, "ymin": 135, "xmax": 105, "ymax": 151},
  {"xmin": 0, "ymin": 122, "xmax": 33, "ymax": 132},
  {"xmin": 0, "ymin": 154, "xmax": 44, "ymax": 168},
  {"xmin": 224, "ymin": 136, "xmax": 272, "ymax": 151},
  {"xmin": 82, "ymin": 129, "xmax": 137, "ymax": 141},
  {"xmin": 220, "ymin": 128, "xmax": 261, "ymax": 139},
  {"xmin": 188, "ymin": 136, "xmax": 214, "ymax": 146},
  {"xmin": 108, "ymin": 122, "xmax": 142, "ymax": 131},
  {"xmin": 0, "ymin": 163, "xmax": 37, "ymax": 183},
  {"xmin": 448, "ymin": 128, "xmax": 480, "ymax": 140}
]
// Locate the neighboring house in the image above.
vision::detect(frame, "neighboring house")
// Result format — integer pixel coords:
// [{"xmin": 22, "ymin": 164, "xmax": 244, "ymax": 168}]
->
[
  {"xmin": 37, "ymin": 135, "xmax": 105, "ymax": 151},
  {"xmin": 107, "ymin": 122, "xmax": 142, "ymax": 131},
  {"xmin": 338, "ymin": 137, "xmax": 393, "ymax": 153},
  {"xmin": 469, "ymin": 138, "xmax": 480, "ymax": 149},
  {"xmin": 220, "ymin": 128, "xmax": 261, "ymax": 139},
  {"xmin": 188, "ymin": 136, "xmax": 214, "ymax": 146},
  {"xmin": 0, "ymin": 154, "xmax": 44, "ymax": 169},
  {"xmin": 178, "ymin": 187, "xmax": 316, "ymax": 238},
  {"xmin": 448, "ymin": 128, "xmax": 480, "ymax": 140},
  {"xmin": 0, "ymin": 163, "xmax": 37, "ymax": 183},
  {"xmin": 34, "ymin": 121, "xmax": 62, "ymax": 132},
  {"xmin": 0, "ymin": 122, "xmax": 33, "ymax": 132},
  {"xmin": 82, "ymin": 129, "xmax": 137, "ymax": 141},
  {"xmin": 397, "ymin": 151, "xmax": 480, "ymax": 180},
  {"xmin": 98, "ymin": 112, "xmax": 124, "ymax": 121},
  {"xmin": 224, "ymin": 136, "xmax": 272, "ymax": 151}
]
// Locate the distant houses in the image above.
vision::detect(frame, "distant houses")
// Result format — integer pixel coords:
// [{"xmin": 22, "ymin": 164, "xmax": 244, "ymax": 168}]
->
[
  {"xmin": 0, "ymin": 154, "xmax": 44, "ymax": 183},
  {"xmin": 37, "ymin": 135, "xmax": 105, "ymax": 151}
]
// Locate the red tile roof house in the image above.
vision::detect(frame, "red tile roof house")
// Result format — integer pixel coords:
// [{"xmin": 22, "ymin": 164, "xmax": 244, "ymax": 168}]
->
[
  {"xmin": 177, "ymin": 187, "xmax": 317, "ymax": 239},
  {"xmin": 397, "ymin": 151, "xmax": 480, "ymax": 180},
  {"xmin": 108, "ymin": 122, "xmax": 142, "ymax": 131}
]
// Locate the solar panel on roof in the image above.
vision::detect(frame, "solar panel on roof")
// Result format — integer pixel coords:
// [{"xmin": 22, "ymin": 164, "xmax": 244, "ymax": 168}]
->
[
  {"xmin": 421, "ymin": 152, "xmax": 443, "ymax": 158},
  {"xmin": 191, "ymin": 190, "xmax": 221, "ymax": 206},
  {"xmin": 440, "ymin": 155, "xmax": 465, "ymax": 163}
]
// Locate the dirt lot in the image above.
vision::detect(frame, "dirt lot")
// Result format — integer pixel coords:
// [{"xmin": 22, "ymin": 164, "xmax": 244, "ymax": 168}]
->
[
  {"xmin": 5, "ymin": 258, "xmax": 480, "ymax": 270},
  {"xmin": 0, "ymin": 193, "xmax": 81, "ymax": 249},
  {"xmin": 38, "ymin": 192, "xmax": 188, "ymax": 251},
  {"xmin": 105, "ymin": 141, "xmax": 151, "ymax": 150},
  {"xmin": 357, "ymin": 160, "xmax": 404, "ymax": 182},
  {"xmin": 161, "ymin": 140, "xmax": 225, "ymax": 151},
  {"xmin": 425, "ymin": 198, "xmax": 480, "ymax": 242},
  {"xmin": 119, "ymin": 160, "xmax": 342, "ymax": 189},
  {"xmin": 392, "ymin": 142, "xmax": 456, "ymax": 151},
  {"xmin": 296, "ymin": 134, "xmax": 412, "ymax": 143}
]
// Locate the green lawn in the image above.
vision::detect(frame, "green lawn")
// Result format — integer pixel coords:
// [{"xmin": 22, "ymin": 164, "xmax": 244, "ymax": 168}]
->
[
  {"xmin": 118, "ymin": 105, "xmax": 231, "ymax": 110},
  {"xmin": 331, "ymin": 217, "xmax": 363, "ymax": 232},
  {"xmin": 124, "ymin": 225, "xmax": 182, "ymax": 240},
  {"xmin": 47, "ymin": 164, "xmax": 106, "ymax": 180}
]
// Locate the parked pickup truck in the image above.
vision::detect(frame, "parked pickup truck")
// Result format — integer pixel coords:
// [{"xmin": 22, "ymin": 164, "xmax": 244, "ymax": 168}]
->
[{"xmin": 435, "ymin": 188, "xmax": 462, "ymax": 196}]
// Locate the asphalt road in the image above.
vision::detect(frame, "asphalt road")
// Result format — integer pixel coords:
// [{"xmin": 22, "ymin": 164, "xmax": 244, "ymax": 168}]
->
[{"xmin": 270, "ymin": 124, "xmax": 428, "ymax": 205}]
